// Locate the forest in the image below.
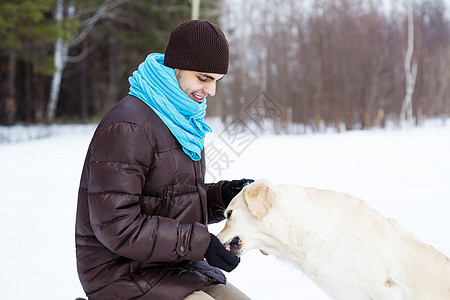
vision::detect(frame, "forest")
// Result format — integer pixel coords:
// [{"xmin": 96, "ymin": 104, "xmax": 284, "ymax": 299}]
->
[{"xmin": 1, "ymin": 0, "xmax": 449, "ymax": 131}]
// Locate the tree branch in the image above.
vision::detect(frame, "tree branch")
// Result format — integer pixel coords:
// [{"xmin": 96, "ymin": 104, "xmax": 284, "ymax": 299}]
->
[{"xmin": 71, "ymin": 0, "xmax": 127, "ymax": 47}]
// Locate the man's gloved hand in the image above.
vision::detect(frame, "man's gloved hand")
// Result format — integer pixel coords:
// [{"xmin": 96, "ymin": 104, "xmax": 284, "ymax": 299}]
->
[
  {"xmin": 204, "ymin": 234, "xmax": 240, "ymax": 272},
  {"xmin": 221, "ymin": 178, "xmax": 254, "ymax": 207}
]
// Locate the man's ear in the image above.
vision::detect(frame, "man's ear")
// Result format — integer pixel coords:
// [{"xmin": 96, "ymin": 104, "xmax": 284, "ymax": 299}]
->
[{"xmin": 243, "ymin": 181, "xmax": 273, "ymax": 218}]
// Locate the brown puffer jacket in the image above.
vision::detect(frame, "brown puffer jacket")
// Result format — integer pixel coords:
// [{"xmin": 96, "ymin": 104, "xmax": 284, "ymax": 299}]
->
[{"xmin": 76, "ymin": 95, "xmax": 228, "ymax": 300}]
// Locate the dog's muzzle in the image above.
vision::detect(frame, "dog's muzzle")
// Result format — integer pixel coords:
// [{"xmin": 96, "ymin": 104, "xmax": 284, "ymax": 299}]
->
[{"xmin": 224, "ymin": 236, "xmax": 241, "ymax": 256}]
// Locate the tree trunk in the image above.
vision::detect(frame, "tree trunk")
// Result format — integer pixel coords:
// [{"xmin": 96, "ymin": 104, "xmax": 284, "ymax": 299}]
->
[
  {"xmin": 47, "ymin": 0, "xmax": 69, "ymax": 122},
  {"xmin": 79, "ymin": 38, "xmax": 88, "ymax": 120},
  {"xmin": 400, "ymin": 0, "xmax": 417, "ymax": 125},
  {"xmin": 25, "ymin": 62, "xmax": 33, "ymax": 123},
  {"xmin": 191, "ymin": 0, "xmax": 200, "ymax": 19},
  {"xmin": 35, "ymin": 72, "xmax": 46, "ymax": 123},
  {"xmin": 5, "ymin": 50, "xmax": 17, "ymax": 125},
  {"xmin": 104, "ymin": 35, "xmax": 118, "ymax": 114}
]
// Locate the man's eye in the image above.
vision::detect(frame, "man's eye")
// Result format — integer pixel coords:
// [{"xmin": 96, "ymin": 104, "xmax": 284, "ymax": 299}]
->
[
  {"xmin": 226, "ymin": 210, "xmax": 233, "ymax": 219},
  {"xmin": 198, "ymin": 76, "xmax": 207, "ymax": 81}
]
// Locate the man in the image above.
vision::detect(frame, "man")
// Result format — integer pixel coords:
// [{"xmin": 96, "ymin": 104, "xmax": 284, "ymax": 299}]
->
[{"xmin": 75, "ymin": 20, "xmax": 252, "ymax": 299}]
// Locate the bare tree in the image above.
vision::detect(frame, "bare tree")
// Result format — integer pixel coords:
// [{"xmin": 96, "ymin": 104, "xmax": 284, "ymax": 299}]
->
[
  {"xmin": 46, "ymin": 0, "xmax": 126, "ymax": 122},
  {"xmin": 5, "ymin": 50, "xmax": 17, "ymax": 125},
  {"xmin": 191, "ymin": 0, "xmax": 201, "ymax": 19},
  {"xmin": 47, "ymin": 0, "xmax": 73, "ymax": 123},
  {"xmin": 400, "ymin": 0, "xmax": 417, "ymax": 125}
]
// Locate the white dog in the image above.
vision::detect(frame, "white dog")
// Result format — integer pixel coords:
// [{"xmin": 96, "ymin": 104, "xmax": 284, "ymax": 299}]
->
[{"xmin": 217, "ymin": 180, "xmax": 450, "ymax": 300}]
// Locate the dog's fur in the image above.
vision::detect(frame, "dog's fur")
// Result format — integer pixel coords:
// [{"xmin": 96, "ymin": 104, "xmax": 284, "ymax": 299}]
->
[{"xmin": 217, "ymin": 180, "xmax": 450, "ymax": 299}]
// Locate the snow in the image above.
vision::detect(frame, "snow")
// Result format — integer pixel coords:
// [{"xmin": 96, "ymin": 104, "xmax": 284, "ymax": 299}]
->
[{"xmin": 1, "ymin": 120, "xmax": 449, "ymax": 299}]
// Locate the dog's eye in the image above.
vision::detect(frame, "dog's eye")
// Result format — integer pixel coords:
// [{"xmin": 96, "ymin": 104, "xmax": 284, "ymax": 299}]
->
[{"xmin": 226, "ymin": 210, "xmax": 233, "ymax": 219}]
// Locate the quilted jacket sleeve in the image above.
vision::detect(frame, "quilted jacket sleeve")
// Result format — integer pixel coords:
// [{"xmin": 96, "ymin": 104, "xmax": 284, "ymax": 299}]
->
[
  {"xmin": 205, "ymin": 181, "xmax": 228, "ymax": 224},
  {"xmin": 87, "ymin": 121, "xmax": 210, "ymax": 262}
]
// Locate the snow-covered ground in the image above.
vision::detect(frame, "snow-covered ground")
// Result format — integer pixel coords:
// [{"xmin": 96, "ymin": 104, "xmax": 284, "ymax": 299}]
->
[{"xmin": 1, "ymin": 120, "xmax": 449, "ymax": 299}]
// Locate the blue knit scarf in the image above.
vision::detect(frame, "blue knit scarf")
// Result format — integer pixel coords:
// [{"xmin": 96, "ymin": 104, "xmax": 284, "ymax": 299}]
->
[{"xmin": 129, "ymin": 53, "xmax": 212, "ymax": 161}]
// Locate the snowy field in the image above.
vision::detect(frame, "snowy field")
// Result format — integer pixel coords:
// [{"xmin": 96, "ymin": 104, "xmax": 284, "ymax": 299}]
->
[{"xmin": 1, "ymin": 120, "xmax": 449, "ymax": 299}]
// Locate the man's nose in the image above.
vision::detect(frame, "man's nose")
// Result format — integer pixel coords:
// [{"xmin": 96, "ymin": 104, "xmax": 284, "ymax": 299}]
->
[{"xmin": 203, "ymin": 81, "xmax": 216, "ymax": 97}]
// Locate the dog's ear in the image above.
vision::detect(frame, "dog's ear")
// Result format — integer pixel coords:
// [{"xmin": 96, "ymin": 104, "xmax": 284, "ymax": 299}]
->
[{"xmin": 243, "ymin": 181, "xmax": 273, "ymax": 218}]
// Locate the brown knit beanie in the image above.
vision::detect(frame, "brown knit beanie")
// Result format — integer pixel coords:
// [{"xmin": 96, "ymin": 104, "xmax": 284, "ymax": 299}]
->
[{"xmin": 164, "ymin": 19, "xmax": 229, "ymax": 74}]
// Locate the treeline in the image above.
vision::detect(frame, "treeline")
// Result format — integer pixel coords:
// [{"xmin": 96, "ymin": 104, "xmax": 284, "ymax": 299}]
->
[
  {"xmin": 213, "ymin": 0, "xmax": 450, "ymax": 131},
  {"xmin": 1, "ymin": 0, "xmax": 449, "ymax": 131},
  {"xmin": 0, "ymin": 0, "xmax": 219, "ymax": 125}
]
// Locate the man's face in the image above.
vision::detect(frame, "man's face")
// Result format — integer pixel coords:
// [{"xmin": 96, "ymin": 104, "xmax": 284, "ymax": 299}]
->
[{"xmin": 174, "ymin": 69, "xmax": 225, "ymax": 103}]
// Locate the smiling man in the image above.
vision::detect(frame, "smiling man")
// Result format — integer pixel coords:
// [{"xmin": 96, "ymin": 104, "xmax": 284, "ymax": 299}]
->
[
  {"xmin": 174, "ymin": 70, "xmax": 224, "ymax": 103},
  {"xmin": 75, "ymin": 20, "xmax": 252, "ymax": 300}
]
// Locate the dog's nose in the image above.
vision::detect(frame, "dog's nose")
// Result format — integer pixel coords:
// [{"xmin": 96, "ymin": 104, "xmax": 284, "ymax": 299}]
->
[{"xmin": 231, "ymin": 236, "xmax": 240, "ymax": 245}]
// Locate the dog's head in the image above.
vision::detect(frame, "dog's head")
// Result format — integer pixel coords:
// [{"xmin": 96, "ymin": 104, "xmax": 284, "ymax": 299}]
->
[{"xmin": 217, "ymin": 180, "xmax": 275, "ymax": 256}]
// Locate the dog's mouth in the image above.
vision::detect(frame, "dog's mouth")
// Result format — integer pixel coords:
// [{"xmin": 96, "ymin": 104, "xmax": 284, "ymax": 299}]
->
[{"xmin": 223, "ymin": 236, "xmax": 242, "ymax": 256}]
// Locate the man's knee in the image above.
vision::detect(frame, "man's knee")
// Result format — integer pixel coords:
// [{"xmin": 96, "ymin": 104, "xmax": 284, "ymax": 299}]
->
[
  {"xmin": 203, "ymin": 283, "xmax": 251, "ymax": 300},
  {"xmin": 183, "ymin": 290, "xmax": 214, "ymax": 300}
]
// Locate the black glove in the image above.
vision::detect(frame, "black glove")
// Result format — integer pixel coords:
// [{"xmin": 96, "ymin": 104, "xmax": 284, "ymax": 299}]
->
[
  {"xmin": 221, "ymin": 178, "xmax": 254, "ymax": 207},
  {"xmin": 204, "ymin": 233, "xmax": 240, "ymax": 272}
]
